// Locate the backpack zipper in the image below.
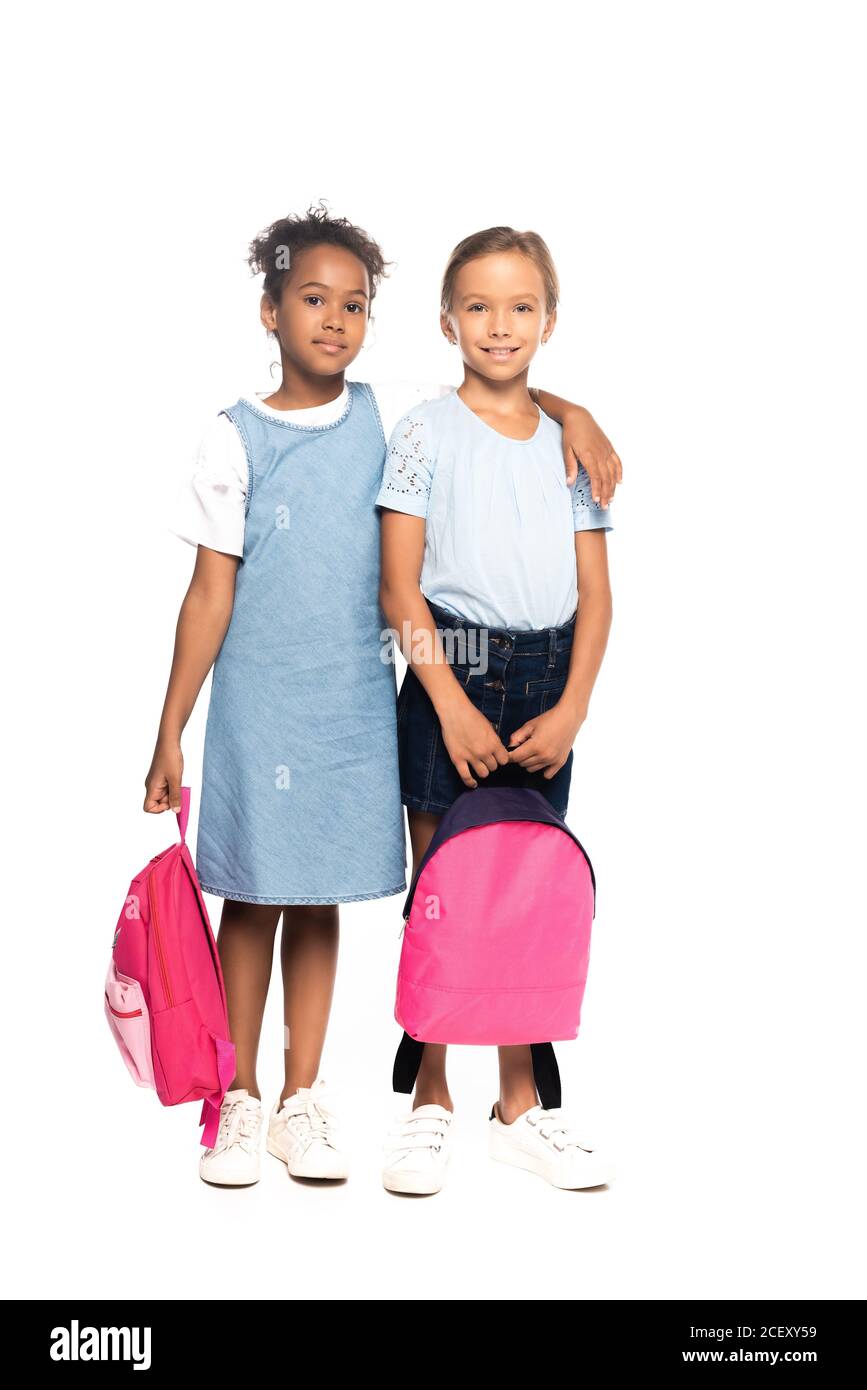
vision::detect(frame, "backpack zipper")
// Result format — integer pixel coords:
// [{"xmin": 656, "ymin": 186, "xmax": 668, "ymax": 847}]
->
[
  {"xmin": 105, "ymin": 993, "xmax": 143, "ymax": 1020},
  {"xmin": 181, "ymin": 853, "xmax": 228, "ymax": 1013},
  {"xmin": 147, "ymin": 873, "xmax": 174, "ymax": 1008},
  {"xmin": 130, "ymin": 846, "xmax": 175, "ymax": 886}
]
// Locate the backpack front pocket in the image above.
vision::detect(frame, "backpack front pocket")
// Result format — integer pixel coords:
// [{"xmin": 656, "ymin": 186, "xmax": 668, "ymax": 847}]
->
[{"xmin": 104, "ymin": 962, "xmax": 155, "ymax": 1089}]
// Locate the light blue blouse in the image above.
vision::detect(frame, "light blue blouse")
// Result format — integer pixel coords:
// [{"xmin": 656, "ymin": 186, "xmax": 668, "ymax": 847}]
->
[{"xmin": 375, "ymin": 388, "xmax": 612, "ymax": 631}]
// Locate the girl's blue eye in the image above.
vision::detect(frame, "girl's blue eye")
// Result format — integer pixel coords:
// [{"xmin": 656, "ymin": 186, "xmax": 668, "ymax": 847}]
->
[
  {"xmin": 467, "ymin": 304, "xmax": 486, "ymax": 313},
  {"xmin": 515, "ymin": 304, "xmax": 533, "ymax": 313}
]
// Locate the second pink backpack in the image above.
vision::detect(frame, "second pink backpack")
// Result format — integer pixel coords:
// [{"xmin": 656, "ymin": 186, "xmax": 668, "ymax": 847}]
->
[
  {"xmin": 392, "ymin": 787, "xmax": 596, "ymax": 1108},
  {"xmin": 105, "ymin": 788, "xmax": 235, "ymax": 1147}
]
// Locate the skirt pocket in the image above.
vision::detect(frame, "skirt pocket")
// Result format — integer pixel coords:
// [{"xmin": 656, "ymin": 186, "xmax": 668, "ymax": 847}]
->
[{"xmin": 104, "ymin": 962, "xmax": 155, "ymax": 1089}]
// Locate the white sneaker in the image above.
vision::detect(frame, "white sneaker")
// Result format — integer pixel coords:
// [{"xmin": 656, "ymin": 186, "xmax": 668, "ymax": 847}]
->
[
  {"xmin": 267, "ymin": 1079, "xmax": 349, "ymax": 1179},
  {"xmin": 198, "ymin": 1088, "xmax": 263, "ymax": 1186},
  {"xmin": 382, "ymin": 1103, "xmax": 453, "ymax": 1195},
  {"xmin": 488, "ymin": 1103, "xmax": 615, "ymax": 1189}
]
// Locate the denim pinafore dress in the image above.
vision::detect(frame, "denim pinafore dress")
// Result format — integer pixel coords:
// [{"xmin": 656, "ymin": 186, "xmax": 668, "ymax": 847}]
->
[{"xmin": 196, "ymin": 382, "xmax": 406, "ymax": 904}]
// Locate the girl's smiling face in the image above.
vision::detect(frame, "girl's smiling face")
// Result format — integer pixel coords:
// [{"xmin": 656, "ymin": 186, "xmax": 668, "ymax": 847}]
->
[
  {"xmin": 441, "ymin": 250, "xmax": 556, "ymax": 380},
  {"xmin": 261, "ymin": 243, "xmax": 371, "ymax": 375}
]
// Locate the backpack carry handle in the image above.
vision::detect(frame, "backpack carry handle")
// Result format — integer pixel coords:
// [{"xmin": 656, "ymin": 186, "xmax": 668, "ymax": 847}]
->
[{"xmin": 176, "ymin": 786, "xmax": 191, "ymax": 843}]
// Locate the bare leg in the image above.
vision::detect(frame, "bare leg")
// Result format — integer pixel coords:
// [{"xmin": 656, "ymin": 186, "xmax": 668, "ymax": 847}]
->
[
  {"xmin": 495, "ymin": 1045, "xmax": 539, "ymax": 1124},
  {"xmin": 217, "ymin": 899, "xmax": 282, "ymax": 1101},
  {"xmin": 407, "ymin": 810, "xmax": 453, "ymax": 1114},
  {"xmin": 279, "ymin": 904, "xmax": 339, "ymax": 1102}
]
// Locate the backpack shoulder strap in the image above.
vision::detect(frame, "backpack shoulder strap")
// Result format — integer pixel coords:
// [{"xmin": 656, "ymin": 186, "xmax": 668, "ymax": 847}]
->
[
  {"xmin": 392, "ymin": 1031, "xmax": 425, "ymax": 1095},
  {"xmin": 392, "ymin": 1033, "xmax": 562, "ymax": 1110}
]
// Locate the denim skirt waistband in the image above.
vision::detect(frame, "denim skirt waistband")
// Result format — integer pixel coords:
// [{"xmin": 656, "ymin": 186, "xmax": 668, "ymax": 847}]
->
[{"xmin": 425, "ymin": 598, "xmax": 576, "ymax": 657}]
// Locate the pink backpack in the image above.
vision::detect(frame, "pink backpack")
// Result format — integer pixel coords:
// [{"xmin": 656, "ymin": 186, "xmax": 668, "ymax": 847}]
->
[
  {"xmin": 392, "ymin": 787, "xmax": 596, "ymax": 1108},
  {"xmin": 105, "ymin": 788, "xmax": 235, "ymax": 1147}
]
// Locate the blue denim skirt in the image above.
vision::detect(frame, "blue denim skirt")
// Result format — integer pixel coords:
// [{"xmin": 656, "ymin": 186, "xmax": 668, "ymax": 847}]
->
[{"xmin": 397, "ymin": 600, "xmax": 576, "ymax": 818}]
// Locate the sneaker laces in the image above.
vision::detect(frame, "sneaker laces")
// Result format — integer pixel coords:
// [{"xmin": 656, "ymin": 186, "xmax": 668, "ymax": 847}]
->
[
  {"xmin": 282, "ymin": 1089, "xmax": 340, "ymax": 1150},
  {"xmin": 214, "ymin": 1097, "xmax": 259, "ymax": 1155},
  {"xmin": 526, "ymin": 1109, "xmax": 594, "ymax": 1154}
]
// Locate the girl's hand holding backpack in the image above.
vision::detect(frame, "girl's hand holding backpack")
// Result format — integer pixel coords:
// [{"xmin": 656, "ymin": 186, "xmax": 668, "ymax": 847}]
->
[{"xmin": 144, "ymin": 737, "xmax": 184, "ymax": 816}]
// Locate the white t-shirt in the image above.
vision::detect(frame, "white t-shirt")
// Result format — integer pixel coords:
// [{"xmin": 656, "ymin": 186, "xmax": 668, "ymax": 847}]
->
[{"xmin": 170, "ymin": 381, "xmax": 453, "ymax": 557}]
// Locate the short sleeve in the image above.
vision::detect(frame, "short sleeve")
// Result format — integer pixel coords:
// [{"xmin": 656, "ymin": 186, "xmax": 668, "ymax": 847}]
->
[
  {"xmin": 168, "ymin": 413, "xmax": 248, "ymax": 557},
  {"xmin": 370, "ymin": 381, "xmax": 453, "ymax": 440},
  {"xmin": 571, "ymin": 465, "xmax": 613, "ymax": 533},
  {"xmin": 375, "ymin": 410, "xmax": 435, "ymax": 518}
]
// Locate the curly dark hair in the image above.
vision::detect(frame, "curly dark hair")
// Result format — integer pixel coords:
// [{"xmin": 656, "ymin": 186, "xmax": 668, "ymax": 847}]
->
[{"xmin": 247, "ymin": 203, "xmax": 390, "ymax": 307}]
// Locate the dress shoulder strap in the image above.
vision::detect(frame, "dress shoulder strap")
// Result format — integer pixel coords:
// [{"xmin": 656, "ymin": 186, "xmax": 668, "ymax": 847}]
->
[
  {"xmin": 351, "ymin": 381, "xmax": 386, "ymax": 447},
  {"xmin": 218, "ymin": 403, "xmax": 254, "ymax": 516}
]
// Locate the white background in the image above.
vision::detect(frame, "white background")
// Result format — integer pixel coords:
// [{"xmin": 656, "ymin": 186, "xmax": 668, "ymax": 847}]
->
[{"xmin": 2, "ymin": 1, "xmax": 865, "ymax": 1301}]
